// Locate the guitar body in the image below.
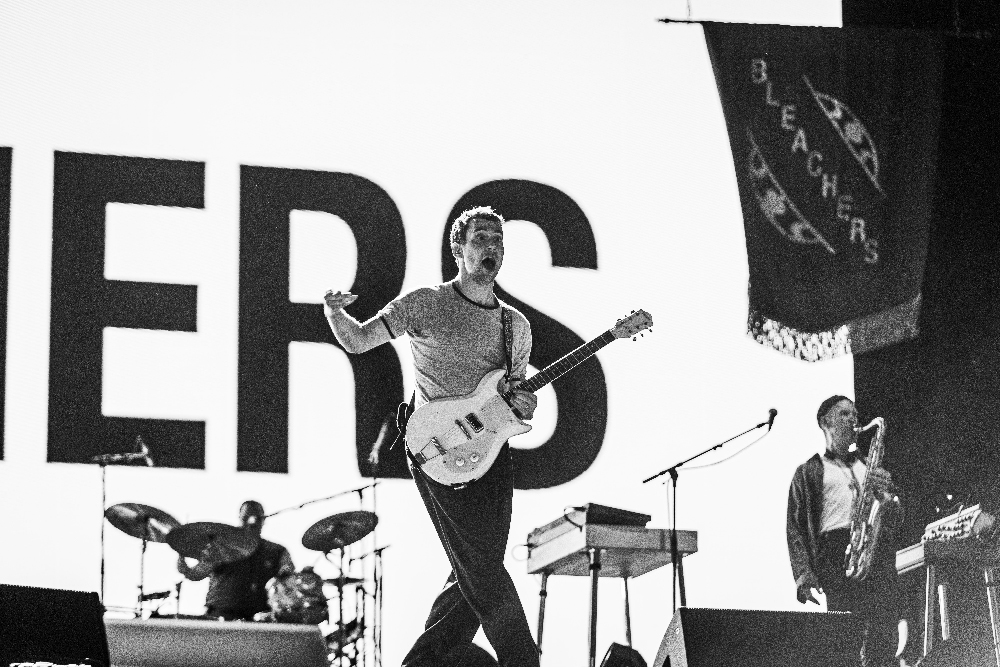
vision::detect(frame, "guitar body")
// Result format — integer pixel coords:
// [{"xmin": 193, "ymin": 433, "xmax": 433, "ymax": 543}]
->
[
  {"xmin": 403, "ymin": 309, "xmax": 653, "ymax": 487},
  {"xmin": 405, "ymin": 369, "xmax": 532, "ymax": 487}
]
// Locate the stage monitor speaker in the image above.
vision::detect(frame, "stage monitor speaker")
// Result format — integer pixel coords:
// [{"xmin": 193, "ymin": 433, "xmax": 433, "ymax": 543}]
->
[
  {"xmin": 652, "ymin": 607, "xmax": 861, "ymax": 667},
  {"xmin": 601, "ymin": 642, "xmax": 647, "ymax": 667},
  {"xmin": 0, "ymin": 583, "xmax": 110, "ymax": 667},
  {"xmin": 104, "ymin": 618, "xmax": 330, "ymax": 667}
]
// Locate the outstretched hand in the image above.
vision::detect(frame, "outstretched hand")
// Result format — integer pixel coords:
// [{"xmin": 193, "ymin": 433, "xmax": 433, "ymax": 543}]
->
[{"xmin": 324, "ymin": 290, "xmax": 358, "ymax": 314}]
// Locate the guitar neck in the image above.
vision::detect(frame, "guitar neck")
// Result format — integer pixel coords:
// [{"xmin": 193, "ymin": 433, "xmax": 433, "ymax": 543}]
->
[{"xmin": 505, "ymin": 330, "xmax": 616, "ymax": 396}]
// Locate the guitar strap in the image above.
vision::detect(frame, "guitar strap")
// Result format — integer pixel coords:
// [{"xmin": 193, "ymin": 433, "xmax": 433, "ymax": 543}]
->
[
  {"xmin": 501, "ymin": 305, "xmax": 513, "ymax": 383},
  {"xmin": 390, "ymin": 392, "xmax": 415, "ymax": 452}
]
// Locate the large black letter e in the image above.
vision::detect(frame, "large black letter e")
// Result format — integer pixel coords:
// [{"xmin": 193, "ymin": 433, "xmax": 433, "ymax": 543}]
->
[{"xmin": 49, "ymin": 152, "xmax": 205, "ymax": 467}]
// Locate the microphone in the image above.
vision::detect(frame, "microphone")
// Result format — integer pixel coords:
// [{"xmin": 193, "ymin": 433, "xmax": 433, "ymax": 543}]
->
[
  {"xmin": 767, "ymin": 408, "xmax": 778, "ymax": 431},
  {"xmin": 89, "ymin": 436, "xmax": 154, "ymax": 466},
  {"xmin": 137, "ymin": 436, "xmax": 154, "ymax": 467},
  {"xmin": 91, "ymin": 451, "xmax": 148, "ymax": 465}
]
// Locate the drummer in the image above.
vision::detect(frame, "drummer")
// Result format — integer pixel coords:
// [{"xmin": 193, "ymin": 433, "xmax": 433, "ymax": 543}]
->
[{"xmin": 176, "ymin": 500, "xmax": 294, "ymax": 621}]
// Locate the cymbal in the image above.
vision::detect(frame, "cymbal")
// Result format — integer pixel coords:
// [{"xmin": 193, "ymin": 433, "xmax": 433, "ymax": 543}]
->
[
  {"xmin": 302, "ymin": 511, "xmax": 378, "ymax": 552},
  {"xmin": 105, "ymin": 503, "xmax": 180, "ymax": 543},
  {"xmin": 322, "ymin": 576, "xmax": 365, "ymax": 587},
  {"xmin": 166, "ymin": 522, "xmax": 259, "ymax": 565}
]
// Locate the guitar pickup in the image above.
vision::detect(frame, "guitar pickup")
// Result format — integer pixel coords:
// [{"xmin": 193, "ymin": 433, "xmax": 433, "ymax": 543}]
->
[
  {"xmin": 464, "ymin": 414, "xmax": 484, "ymax": 433},
  {"xmin": 455, "ymin": 420, "xmax": 472, "ymax": 440}
]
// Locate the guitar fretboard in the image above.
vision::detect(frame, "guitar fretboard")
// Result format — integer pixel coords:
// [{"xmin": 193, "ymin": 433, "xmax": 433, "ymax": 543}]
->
[{"xmin": 503, "ymin": 330, "xmax": 616, "ymax": 398}]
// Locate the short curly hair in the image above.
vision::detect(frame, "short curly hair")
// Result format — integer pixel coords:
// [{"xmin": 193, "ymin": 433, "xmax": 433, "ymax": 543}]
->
[
  {"xmin": 449, "ymin": 205, "xmax": 505, "ymax": 246},
  {"xmin": 817, "ymin": 395, "xmax": 851, "ymax": 428}
]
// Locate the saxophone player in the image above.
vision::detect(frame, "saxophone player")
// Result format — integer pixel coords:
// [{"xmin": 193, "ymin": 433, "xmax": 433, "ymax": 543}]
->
[{"xmin": 787, "ymin": 395, "xmax": 902, "ymax": 667}]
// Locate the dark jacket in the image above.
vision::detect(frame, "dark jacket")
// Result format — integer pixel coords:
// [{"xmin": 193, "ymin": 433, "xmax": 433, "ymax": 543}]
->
[
  {"xmin": 787, "ymin": 452, "xmax": 902, "ymax": 588},
  {"xmin": 786, "ymin": 453, "xmax": 825, "ymax": 587}
]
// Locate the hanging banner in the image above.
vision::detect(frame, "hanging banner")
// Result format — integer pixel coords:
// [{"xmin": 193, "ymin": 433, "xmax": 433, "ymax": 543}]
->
[{"xmin": 703, "ymin": 23, "xmax": 943, "ymax": 360}]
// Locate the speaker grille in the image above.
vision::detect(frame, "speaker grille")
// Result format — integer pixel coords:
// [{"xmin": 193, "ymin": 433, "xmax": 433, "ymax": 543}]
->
[
  {"xmin": 653, "ymin": 608, "xmax": 861, "ymax": 667},
  {"xmin": 0, "ymin": 584, "xmax": 110, "ymax": 667}
]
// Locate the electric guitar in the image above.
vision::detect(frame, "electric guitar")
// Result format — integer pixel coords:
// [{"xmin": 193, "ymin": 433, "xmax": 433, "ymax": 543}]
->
[{"xmin": 405, "ymin": 310, "xmax": 653, "ymax": 487}]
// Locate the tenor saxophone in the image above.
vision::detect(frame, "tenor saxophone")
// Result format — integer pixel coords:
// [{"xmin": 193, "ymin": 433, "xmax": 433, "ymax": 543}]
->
[{"xmin": 844, "ymin": 417, "xmax": 901, "ymax": 581}]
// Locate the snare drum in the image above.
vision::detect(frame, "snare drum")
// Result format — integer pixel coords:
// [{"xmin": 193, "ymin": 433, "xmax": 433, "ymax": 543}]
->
[{"xmin": 264, "ymin": 567, "xmax": 329, "ymax": 625}]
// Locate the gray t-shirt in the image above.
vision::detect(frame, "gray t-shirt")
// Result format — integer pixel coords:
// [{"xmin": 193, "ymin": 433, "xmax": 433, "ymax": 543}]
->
[{"xmin": 378, "ymin": 281, "xmax": 531, "ymax": 408}]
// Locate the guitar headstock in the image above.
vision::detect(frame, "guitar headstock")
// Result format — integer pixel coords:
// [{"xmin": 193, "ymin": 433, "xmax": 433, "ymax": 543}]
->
[{"xmin": 612, "ymin": 309, "xmax": 653, "ymax": 339}]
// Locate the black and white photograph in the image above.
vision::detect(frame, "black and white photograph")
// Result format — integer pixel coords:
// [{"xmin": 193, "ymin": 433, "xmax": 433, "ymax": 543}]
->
[{"xmin": 2, "ymin": 1, "xmax": 1000, "ymax": 666}]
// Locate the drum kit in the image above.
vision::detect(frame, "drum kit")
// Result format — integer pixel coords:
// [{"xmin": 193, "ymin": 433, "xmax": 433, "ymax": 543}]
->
[{"xmin": 104, "ymin": 502, "xmax": 382, "ymax": 666}]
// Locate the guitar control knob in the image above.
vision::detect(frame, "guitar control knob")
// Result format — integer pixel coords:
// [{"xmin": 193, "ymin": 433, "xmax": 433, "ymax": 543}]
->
[{"xmin": 455, "ymin": 458, "xmax": 465, "ymax": 467}]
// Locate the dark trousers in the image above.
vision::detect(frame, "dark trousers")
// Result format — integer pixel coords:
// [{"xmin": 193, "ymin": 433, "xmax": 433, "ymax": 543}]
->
[
  {"xmin": 402, "ymin": 444, "xmax": 540, "ymax": 667},
  {"xmin": 818, "ymin": 528, "xmax": 900, "ymax": 667}
]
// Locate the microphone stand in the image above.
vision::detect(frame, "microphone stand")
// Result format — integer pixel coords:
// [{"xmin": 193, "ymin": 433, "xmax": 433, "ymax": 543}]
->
[
  {"xmin": 93, "ymin": 439, "xmax": 153, "ymax": 607},
  {"xmin": 642, "ymin": 417, "xmax": 771, "ymax": 612}
]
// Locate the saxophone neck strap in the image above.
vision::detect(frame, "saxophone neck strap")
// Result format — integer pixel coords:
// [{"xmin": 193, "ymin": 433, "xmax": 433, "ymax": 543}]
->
[{"xmin": 824, "ymin": 449, "xmax": 860, "ymax": 466}]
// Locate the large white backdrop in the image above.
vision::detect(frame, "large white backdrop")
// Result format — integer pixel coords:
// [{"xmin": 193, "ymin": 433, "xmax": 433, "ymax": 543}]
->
[{"xmin": 0, "ymin": 1, "xmax": 846, "ymax": 664}]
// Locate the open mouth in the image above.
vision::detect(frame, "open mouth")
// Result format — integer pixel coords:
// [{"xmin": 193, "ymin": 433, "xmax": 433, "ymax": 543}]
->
[{"xmin": 481, "ymin": 257, "xmax": 497, "ymax": 272}]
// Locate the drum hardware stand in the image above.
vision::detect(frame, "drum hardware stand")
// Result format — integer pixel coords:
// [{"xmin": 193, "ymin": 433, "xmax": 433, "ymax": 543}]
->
[
  {"xmin": 132, "ymin": 514, "xmax": 174, "ymax": 617},
  {"xmin": 325, "ymin": 547, "xmax": 351, "ymax": 666},
  {"xmin": 986, "ymin": 567, "xmax": 1000, "ymax": 667},
  {"xmin": 370, "ymin": 545, "xmax": 387, "ymax": 667},
  {"xmin": 100, "ymin": 462, "xmax": 107, "ymax": 604},
  {"xmin": 137, "ymin": 530, "xmax": 149, "ymax": 617},
  {"xmin": 266, "ymin": 482, "xmax": 380, "ymax": 519},
  {"xmin": 92, "ymin": 437, "xmax": 155, "ymax": 605},
  {"xmin": 336, "ymin": 548, "xmax": 347, "ymax": 664},
  {"xmin": 299, "ymin": 502, "xmax": 380, "ymax": 666},
  {"xmin": 643, "ymin": 413, "xmax": 774, "ymax": 611}
]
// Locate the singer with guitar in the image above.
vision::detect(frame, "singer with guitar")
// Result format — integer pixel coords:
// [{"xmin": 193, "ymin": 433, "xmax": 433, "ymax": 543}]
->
[
  {"xmin": 786, "ymin": 396, "xmax": 902, "ymax": 667},
  {"xmin": 324, "ymin": 206, "xmax": 540, "ymax": 667}
]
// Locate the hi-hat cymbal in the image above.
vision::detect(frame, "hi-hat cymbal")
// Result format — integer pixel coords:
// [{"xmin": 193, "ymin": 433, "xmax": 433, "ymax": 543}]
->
[
  {"xmin": 302, "ymin": 511, "xmax": 378, "ymax": 552},
  {"xmin": 105, "ymin": 503, "xmax": 180, "ymax": 543},
  {"xmin": 166, "ymin": 522, "xmax": 259, "ymax": 565}
]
